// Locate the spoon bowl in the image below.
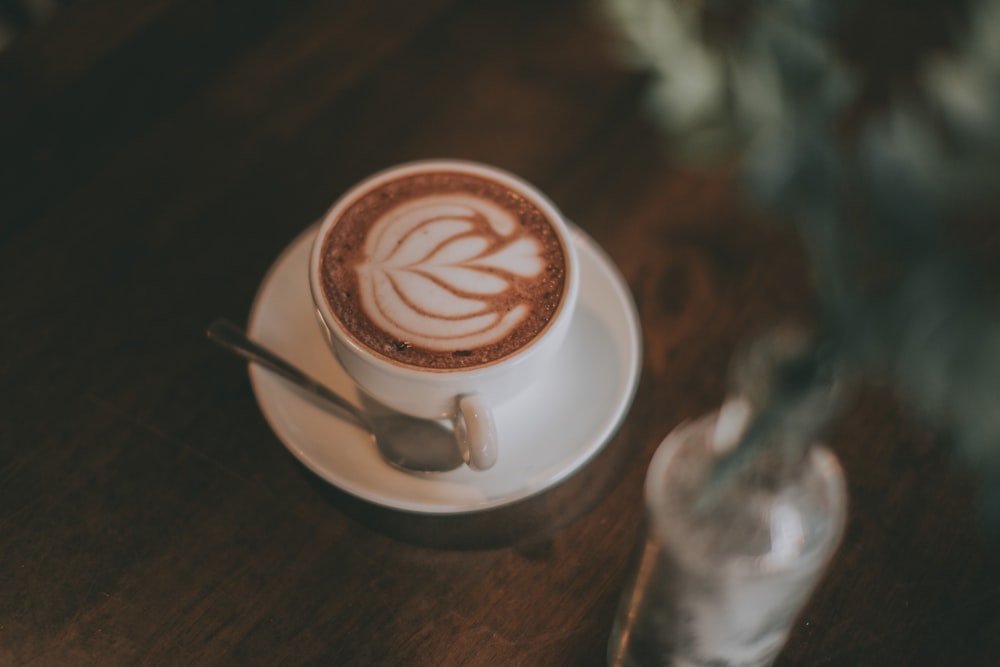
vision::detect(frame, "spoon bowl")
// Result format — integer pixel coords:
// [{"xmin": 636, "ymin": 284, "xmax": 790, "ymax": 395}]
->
[{"xmin": 207, "ymin": 319, "xmax": 465, "ymax": 473}]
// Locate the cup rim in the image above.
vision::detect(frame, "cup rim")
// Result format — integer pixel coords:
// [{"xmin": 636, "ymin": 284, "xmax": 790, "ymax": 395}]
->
[{"xmin": 308, "ymin": 158, "xmax": 580, "ymax": 379}]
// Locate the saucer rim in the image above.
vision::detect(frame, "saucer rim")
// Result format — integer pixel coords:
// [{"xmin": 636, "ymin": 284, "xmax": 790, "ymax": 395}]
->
[{"xmin": 246, "ymin": 224, "xmax": 641, "ymax": 514}]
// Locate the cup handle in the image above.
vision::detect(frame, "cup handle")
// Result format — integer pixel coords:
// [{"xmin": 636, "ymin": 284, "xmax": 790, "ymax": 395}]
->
[{"xmin": 456, "ymin": 394, "xmax": 498, "ymax": 471}]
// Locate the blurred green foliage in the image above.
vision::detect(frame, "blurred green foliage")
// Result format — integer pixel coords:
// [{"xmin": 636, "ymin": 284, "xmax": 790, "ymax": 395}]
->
[{"xmin": 603, "ymin": 0, "xmax": 1000, "ymax": 529}]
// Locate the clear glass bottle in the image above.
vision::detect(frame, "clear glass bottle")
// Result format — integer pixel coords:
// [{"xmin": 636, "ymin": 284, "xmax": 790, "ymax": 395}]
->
[{"xmin": 608, "ymin": 331, "xmax": 848, "ymax": 667}]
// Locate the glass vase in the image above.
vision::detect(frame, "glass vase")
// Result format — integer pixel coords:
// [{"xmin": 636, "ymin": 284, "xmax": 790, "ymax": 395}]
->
[{"xmin": 608, "ymin": 391, "xmax": 847, "ymax": 667}]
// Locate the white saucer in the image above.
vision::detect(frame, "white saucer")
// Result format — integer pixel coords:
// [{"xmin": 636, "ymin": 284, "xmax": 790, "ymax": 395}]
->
[{"xmin": 247, "ymin": 224, "xmax": 641, "ymax": 514}]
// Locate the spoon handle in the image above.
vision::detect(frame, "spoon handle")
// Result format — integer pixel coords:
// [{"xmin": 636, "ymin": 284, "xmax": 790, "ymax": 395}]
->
[{"xmin": 206, "ymin": 319, "xmax": 368, "ymax": 429}]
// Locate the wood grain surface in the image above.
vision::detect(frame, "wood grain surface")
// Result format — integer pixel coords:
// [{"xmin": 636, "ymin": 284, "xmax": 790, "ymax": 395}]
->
[{"xmin": 2, "ymin": 1, "xmax": 997, "ymax": 665}]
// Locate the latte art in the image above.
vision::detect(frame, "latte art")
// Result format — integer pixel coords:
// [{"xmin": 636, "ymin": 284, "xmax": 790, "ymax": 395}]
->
[
  {"xmin": 359, "ymin": 196, "xmax": 544, "ymax": 352},
  {"xmin": 318, "ymin": 169, "xmax": 568, "ymax": 370}
]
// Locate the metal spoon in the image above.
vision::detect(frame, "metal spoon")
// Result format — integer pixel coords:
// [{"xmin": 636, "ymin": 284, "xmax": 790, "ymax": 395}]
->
[{"xmin": 206, "ymin": 319, "xmax": 464, "ymax": 473}]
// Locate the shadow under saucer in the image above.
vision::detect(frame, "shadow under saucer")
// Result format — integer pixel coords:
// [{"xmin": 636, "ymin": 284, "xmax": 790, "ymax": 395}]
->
[{"xmin": 301, "ymin": 417, "xmax": 640, "ymax": 552}]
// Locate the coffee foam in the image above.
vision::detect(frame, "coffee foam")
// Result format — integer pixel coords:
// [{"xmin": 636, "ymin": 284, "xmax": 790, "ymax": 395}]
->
[
  {"xmin": 360, "ymin": 194, "xmax": 545, "ymax": 351},
  {"xmin": 319, "ymin": 170, "xmax": 567, "ymax": 370}
]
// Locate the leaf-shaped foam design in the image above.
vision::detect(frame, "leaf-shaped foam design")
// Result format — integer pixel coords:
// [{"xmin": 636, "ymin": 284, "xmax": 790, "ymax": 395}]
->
[
  {"xmin": 470, "ymin": 237, "xmax": 544, "ymax": 276},
  {"xmin": 387, "ymin": 269, "xmax": 487, "ymax": 317},
  {"xmin": 357, "ymin": 194, "xmax": 545, "ymax": 351},
  {"xmin": 373, "ymin": 217, "xmax": 473, "ymax": 266},
  {"xmin": 427, "ymin": 236, "xmax": 491, "ymax": 265},
  {"xmin": 419, "ymin": 266, "xmax": 509, "ymax": 295},
  {"xmin": 364, "ymin": 268, "xmax": 499, "ymax": 338}
]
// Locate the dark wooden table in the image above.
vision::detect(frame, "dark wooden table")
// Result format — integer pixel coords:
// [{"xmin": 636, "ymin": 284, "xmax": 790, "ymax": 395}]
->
[{"xmin": 2, "ymin": 1, "xmax": 998, "ymax": 665}]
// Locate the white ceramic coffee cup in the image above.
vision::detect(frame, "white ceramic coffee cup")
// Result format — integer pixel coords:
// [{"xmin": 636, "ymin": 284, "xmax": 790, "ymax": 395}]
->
[{"xmin": 308, "ymin": 159, "xmax": 579, "ymax": 471}]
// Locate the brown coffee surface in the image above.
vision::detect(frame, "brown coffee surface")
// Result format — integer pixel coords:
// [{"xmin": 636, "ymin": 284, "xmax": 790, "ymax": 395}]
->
[{"xmin": 318, "ymin": 169, "xmax": 568, "ymax": 370}]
